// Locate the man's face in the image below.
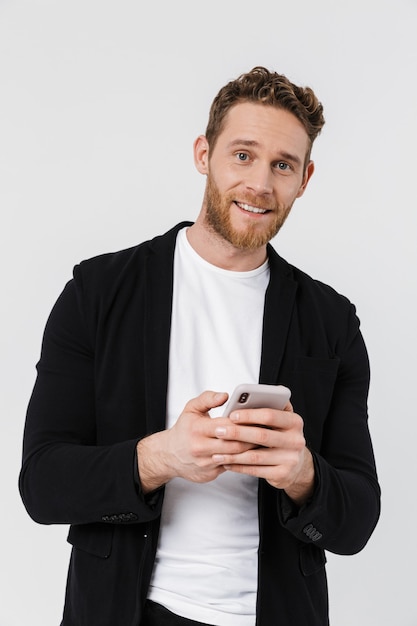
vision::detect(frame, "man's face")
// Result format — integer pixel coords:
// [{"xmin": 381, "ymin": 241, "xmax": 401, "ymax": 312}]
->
[{"xmin": 196, "ymin": 102, "xmax": 314, "ymax": 250}]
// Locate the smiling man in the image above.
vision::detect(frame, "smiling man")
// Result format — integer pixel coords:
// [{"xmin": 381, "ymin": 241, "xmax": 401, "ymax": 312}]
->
[
  {"xmin": 19, "ymin": 67, "xmax": 380, "ymax": 626},
  {"xmin": 190, "ymin": 103, "xmax": 314, "ymax": 267}
]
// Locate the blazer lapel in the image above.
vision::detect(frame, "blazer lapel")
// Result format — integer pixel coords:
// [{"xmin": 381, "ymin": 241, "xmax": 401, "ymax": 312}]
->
[
  {"xmin": 259, "ymin": 246, "xmax": 298, "ymax": 384},
  {"xmin": 143, "ymin": 222, "xmax": 192, "ymax": 433}
]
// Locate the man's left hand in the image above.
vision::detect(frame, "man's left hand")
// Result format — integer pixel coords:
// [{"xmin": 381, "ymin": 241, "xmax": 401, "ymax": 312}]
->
[{"xmin": 212, "ymin": 403, "xmax": 315, "ymax": 506}]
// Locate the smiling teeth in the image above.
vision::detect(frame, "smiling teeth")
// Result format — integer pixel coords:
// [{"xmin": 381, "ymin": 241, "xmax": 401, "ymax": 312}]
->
[{"xmin": 237, "ymin": 202, "xmax": 268, "ymax": 214}]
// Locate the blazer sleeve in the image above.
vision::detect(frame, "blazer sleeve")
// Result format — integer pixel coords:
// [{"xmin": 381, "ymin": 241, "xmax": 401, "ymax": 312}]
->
[
  {"xmin": 277, "ymin": 304, "xmax": 381, "ymax": 555},
  {"xmin": 19, "ymin": 276, "xmax": 163, "ymax": 526}
]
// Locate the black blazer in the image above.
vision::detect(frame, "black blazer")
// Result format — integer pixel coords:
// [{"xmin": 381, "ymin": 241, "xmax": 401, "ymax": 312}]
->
[{"xmin": 19, "ymin": 222, "xmax": 380, "ymax": 625}]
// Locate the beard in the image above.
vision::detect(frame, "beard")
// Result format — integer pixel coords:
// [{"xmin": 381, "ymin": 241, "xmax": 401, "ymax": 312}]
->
[{"xmin": 204, "ymin": 174, "xmax": 293, "ymax": 250}]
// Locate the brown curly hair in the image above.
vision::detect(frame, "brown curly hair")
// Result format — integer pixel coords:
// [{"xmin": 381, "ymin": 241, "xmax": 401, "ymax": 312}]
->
[{"xmin": 205, "ymin": 66, "xmax": 325, "ymax": 162}]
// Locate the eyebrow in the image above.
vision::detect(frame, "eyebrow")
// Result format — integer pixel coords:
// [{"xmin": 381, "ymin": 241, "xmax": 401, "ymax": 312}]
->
[{"xmin": 227, "ymin": 139, "xmax": 302, "ymax": 167}]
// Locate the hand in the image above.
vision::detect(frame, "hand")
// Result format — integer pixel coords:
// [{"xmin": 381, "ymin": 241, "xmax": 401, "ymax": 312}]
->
[
  {"xmin": 137, "ymin": 390, "xmax": 256, "ymax": 493},
  {"xmin": 212, "ymin": 402, "xmax": 315, "ymax": 506}
]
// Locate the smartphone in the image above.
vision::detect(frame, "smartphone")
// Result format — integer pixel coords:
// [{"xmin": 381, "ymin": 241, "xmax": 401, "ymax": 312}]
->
[{"xmin": 222, "ymin": 383, "xmax": 291, "ymax": 416}]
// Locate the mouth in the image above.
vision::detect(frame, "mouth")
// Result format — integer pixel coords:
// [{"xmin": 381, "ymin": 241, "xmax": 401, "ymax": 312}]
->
[{"xmin": 235, "ymin": 201, "xmax": 271, "ymax": 215}]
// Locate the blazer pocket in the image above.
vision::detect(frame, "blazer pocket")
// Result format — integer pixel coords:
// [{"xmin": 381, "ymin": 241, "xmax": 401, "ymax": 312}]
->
[
  {"xmin": 299, "ymin": 543, "xmax": 327, "ymax": 576},
  {"xmin": 67, "ymin": 522, "xmax": 114, "ymax": 559}
]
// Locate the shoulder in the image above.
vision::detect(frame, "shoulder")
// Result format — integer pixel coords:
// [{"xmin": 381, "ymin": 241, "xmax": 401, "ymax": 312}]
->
[
  {"xmin": 73, "ymin": 222, "xmax": 191, "ymax": 291},
  {"xmin": 294, "ymin": 265, "xmax": 352, "ymax": 312},
  {"xmin": 267, "ymin": 245, "xmax": 359, "ymax": 334},
  {"xmin": 269, "ymin": 245, "xmax": 351, "ymax": 304}
]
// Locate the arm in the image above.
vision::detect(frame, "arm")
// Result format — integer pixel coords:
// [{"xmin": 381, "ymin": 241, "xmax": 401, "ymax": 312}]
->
[
  {"xmin": 19, "ymin": 279, "xmax": 162, "ymax": 526},
  {"xmin": 281, "ymin": 312, "xmax": 381, "ymax": 555},
  {"xmin": 211, "ymin": 307, "xmax": 380, "ymax": 555}
]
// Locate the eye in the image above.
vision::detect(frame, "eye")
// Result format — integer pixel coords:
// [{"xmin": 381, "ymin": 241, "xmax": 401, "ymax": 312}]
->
[
  {"xmin": 276, "ymin": 161, "xmax": 291, "ymax": 171},
  {"xmin": 236, "ymin": 152, "xmax": 249, "ymax": 162}
]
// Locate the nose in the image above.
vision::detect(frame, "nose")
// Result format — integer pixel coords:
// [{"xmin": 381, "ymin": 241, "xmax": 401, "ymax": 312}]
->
[{"xmin": 244, "ymin": 162, "xmax": 274, "ymax": 195}]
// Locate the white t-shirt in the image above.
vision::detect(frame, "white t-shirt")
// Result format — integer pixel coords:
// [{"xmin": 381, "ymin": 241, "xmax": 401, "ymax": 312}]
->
[{"xmin": 147, "ymin": 228, "xmax": 270, "ymax": 626}]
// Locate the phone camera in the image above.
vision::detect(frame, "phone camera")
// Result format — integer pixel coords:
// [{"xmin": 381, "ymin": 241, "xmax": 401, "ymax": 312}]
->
[{"xmin": 238, "ymin": 393, "xmax": 249, "ymax": 404}]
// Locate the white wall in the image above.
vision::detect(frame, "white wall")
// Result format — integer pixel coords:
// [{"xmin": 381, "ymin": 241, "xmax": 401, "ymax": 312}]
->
[{"xmin": 1, "ymin": 0, "xmax": 416, "ymax": 624}]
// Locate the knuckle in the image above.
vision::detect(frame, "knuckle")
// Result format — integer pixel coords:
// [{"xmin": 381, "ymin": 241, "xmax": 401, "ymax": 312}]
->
[
  {"xmin": 295, "ymin": 433, "xmax": 306, "ymax": 451},
  {"xmin": 260, "ymin": 408, "xmax": 274, "ymax": 425},
  {"xmin": 256, "ymin": 428, "xmax": 269, "ymax": 446},
  {"xmin": 229, "ymin": 442, "xmax": 242, "ymax": 454},
  {"xmin": 293, "ymin": 413, "xmax": 304, "ymax": 430},
  {"xmin": 248, "ymin": 449, "xmax": 261, "ymax": 465},
  {"xmin": 190, "ymin": 441, "xmax": 204, "ymax": 457},
  {"xmin": 288, "ymin": 451, "xmax": 300, "ymax": 469},
  {"xmin": 223, "ymin": 425, "xmax": 239, "ymax": 440}
]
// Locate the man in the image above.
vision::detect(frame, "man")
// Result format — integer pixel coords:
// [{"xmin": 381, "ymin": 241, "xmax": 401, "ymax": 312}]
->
[{"xmin": 19, "ymin": 66, "xmax": 380, "ymax": 626}]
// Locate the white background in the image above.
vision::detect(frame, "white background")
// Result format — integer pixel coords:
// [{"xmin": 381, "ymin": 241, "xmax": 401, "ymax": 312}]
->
[{"xmin": 1, "ymin": 0, "xmax": 416, "ymax": 624}]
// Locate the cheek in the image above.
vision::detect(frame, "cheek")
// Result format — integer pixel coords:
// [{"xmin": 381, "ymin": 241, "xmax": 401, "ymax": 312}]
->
[
  {"xmin": 210, "ymin": 160, "xmax": 240, "ymax": 188},
  {"xmin": 216, "ymin": 174, "xmax": 237, "ymax": 194},
  {"xmin": 280, "ymin": 177, "xmax": 307, "ymax": 201}
]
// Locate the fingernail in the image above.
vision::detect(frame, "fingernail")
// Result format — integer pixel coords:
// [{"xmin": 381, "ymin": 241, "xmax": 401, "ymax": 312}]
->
[
  {"xmin": 213, "ymin": 454, "xmax": 225, "ymax": 463},
  {"xmin": 215, "ymin": 426, "xmax": 227, "ymax": 437},
  {"xmin": 230, "ymin": 412, "xmax": 240, "ymax": 421}
]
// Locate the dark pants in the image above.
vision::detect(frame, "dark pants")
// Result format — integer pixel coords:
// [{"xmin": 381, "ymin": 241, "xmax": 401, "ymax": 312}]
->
[{"xmin": 141, "ymin": 600, "xmax": 214, "ymax": 626}]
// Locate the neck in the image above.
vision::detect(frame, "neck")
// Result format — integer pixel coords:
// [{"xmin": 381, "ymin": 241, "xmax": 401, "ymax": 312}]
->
[{"xmin": 186, "ymin": 218, "xmax": 268, "ymax": 272}]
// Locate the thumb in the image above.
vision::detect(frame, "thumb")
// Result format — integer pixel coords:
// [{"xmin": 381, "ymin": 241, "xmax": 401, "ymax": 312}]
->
[{"xmin": 184, "ymin": 390, "xmax": 228, "ymax": 416}]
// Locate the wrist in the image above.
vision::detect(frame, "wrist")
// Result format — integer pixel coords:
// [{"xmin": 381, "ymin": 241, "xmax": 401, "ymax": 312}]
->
[
  {"xmin": 284, "ymin": 448, "xmax": 315, "ymax": 507},
  {"xmin": 137, "ymin": 431, "xmax": 172, "ymax": 494}
]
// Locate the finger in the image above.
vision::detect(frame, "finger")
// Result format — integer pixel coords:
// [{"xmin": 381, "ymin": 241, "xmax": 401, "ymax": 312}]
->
[
  {"xmin": 215, "ymin": 422, "xmax": 277, "ymax": 448},
  {"xmin": 223, "ymin": 462, "xmax": 292, "ymax": 487},
  {"xmin": 215, "ymin": 420, "xmax": 305, "ymax": 451},
  {"xmin": 184, "ymin": 390, "xmax": 228, "ymax": 416},
  {"xmin": 229, "ymin": 407, "xmax": 301, "ymax": 430},
  {"xmin": 216, "ymin": 446, "xmax": 294, "ymax": 467}
]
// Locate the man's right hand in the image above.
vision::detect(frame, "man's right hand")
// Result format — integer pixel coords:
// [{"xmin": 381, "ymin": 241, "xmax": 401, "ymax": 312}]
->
[{"xmin": 136, "ymin": 390, "xmax": 254, "ymax": 494}]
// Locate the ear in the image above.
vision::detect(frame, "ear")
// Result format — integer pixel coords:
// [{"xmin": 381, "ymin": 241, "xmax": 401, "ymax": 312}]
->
[
  {"xmin": 296, "ymin": 160, "xmax": 315, "ymax": 198},
  {"xmin": 193, "ymin": 135, "xmax": 210, "ymax": 174}
]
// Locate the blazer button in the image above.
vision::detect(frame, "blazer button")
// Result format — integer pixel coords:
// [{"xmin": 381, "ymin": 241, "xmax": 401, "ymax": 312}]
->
[
  {"xmin": 101, "ymin": 512, "xmax": 138, "ymax": 523},
  {"xmin": 302, "ymin": 523, "xmax": 323, "ymax": 542},
  {"xmin": 119, "ymin": 512, "xmax": 138, "ymax": 522}
]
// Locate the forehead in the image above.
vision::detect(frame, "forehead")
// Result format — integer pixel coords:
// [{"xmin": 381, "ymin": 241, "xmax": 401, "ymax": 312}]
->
[{"xmin": 216, "ymin": 102, "xmax": 310, "ymax": 157}]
